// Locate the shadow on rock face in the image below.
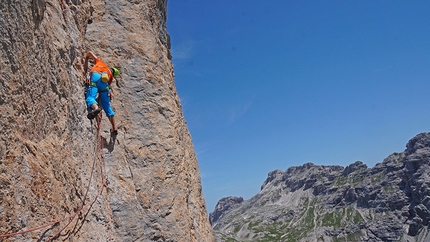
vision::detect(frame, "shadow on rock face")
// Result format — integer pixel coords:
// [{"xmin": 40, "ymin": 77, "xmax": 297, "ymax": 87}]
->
[{"xmin": 102, "ymin": 133, "xmax": 117, "ymax": 153}]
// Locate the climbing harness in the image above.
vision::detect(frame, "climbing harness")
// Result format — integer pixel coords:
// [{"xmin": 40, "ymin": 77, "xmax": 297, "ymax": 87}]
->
[{"xmin": 89, "ymin": 81, "xmax": 110, "ymax": 93}]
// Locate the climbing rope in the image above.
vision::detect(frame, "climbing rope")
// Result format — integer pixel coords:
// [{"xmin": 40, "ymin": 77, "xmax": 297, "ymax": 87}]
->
[
  {"xmin": 0, "ymin": 113, "xmax": 111, "ymax": 240},
  {"xmin": 47, "ymin": 114, "xmax": 108, "ymax": 241},
  {"xmin": 100, "ymin": 117, "xmax": 115, "ymax": 241}
]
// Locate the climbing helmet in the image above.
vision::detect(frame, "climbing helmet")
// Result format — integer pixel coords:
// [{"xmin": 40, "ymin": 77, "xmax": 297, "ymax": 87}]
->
[{"xmin": 111, "ymin": 67, "xmax": 119, "ymax": 77}]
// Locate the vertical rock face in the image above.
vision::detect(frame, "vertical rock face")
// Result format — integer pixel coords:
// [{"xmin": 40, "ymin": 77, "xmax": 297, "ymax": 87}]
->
[{"xmin": 0, "ymin": 0, "xmax": 213, "ymax": 241}]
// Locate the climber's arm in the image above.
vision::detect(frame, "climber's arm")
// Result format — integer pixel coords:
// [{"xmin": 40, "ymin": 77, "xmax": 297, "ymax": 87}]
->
[{"xmin": 84, "ymin": 51, "xmax": 98, "ymax": 74}]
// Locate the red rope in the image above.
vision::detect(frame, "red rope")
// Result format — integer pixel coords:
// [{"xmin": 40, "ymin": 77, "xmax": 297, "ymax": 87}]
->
[
  {"xmin": 0, "ymin": 183, "xmax": 103, "ymax": 239},
  {"xmin": 0, "ymin": 114, "xmax": 109, "ymax": 240},
  {"xmin": 47, "ymin": 182, "xmax": 105, "ymax": 241},
  {"xmin": 47, "ymin": 114, "xmax": 105, "ymax": 241}
]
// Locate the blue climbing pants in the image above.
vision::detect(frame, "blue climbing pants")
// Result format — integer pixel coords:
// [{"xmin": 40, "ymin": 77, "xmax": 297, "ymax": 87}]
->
[{"xmin": 85, "ymin": 72, "xmax": 115, "ymax": 117}]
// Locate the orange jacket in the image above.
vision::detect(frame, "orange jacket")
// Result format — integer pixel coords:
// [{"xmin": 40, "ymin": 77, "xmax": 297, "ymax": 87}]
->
[{"xmin": 91, "ymin": 58, "xmax": 113, "ymax": 84}]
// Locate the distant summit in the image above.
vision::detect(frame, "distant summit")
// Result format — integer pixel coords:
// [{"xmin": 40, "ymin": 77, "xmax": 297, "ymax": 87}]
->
[{"xmin": 210, "ymin": 133, "xmax": 430, "ymax": 241}]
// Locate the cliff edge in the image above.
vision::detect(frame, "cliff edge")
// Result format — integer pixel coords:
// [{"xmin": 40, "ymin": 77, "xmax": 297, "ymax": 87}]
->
[{"xmin": 0, "ymin": 1, "xmax": 213, "ymax": 241}]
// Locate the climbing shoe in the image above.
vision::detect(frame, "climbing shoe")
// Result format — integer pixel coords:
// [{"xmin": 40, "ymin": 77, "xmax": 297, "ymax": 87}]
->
[
  {"xmin": 111, "ymin": 129, "xmax": 118, "ymax": 136},
  {"xmin": 87, "ymin": 108, "xmax": 101, "ymax": 120}
]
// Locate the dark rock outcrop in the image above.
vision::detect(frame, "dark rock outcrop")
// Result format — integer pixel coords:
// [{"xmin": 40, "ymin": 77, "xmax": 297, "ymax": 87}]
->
[
  {"xmin": 211, "ymin": 133, "xmax": 430, "ymax": 241},
  {"xmin": 209, "ymin": 196, "xmax": 244, "ymax": 225}
]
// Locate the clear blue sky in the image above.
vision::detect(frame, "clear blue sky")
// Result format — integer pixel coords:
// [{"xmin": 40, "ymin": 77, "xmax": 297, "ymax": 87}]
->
[{"xmin": 166, "ymin": 1, "xmax": 430, "ymax": 212}]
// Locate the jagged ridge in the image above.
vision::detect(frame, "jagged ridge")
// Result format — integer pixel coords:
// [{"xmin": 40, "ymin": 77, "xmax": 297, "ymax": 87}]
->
[{"xmin": 210, "ymin": 133, "xmax": 430, "ymax": 241}]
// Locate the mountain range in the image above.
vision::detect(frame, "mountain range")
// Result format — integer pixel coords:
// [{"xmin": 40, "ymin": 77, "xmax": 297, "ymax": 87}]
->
[{"xmin": 210, "ymin": 133, "xmax": 430, "ymax": 241}]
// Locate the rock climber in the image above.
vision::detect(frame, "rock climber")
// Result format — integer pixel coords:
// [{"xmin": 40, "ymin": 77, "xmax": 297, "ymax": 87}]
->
[{"xmin": 84, "ymin": 51, "xmax": 119, "ymax": 135}]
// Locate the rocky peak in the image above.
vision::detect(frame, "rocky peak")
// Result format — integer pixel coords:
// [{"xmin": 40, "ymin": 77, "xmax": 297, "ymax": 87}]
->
[
  {"xmin": 405, "ymin": 132, "xmax": 430, "ymax": 155},
  {"xmin": 342, "ymin": 161, "xmax": 367, "ymax": 176},
  {"xmin": 209, "ymin": 196, "xmax": 244, "ymax": 225},
  {"xmin": 285, "ymin": 162, "xmax": 316, "ymax": 175},
  {"xmin": 260, "ymin": 169, "xmax": 285, "ymax": 190}
]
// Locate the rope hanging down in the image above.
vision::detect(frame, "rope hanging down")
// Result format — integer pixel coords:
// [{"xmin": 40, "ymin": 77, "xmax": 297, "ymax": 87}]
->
[{"xmin": 0, "ymin": 114, "xmax": 111, "ymax": 240}]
